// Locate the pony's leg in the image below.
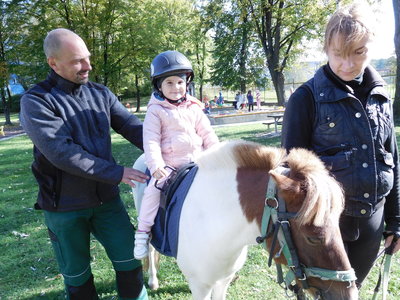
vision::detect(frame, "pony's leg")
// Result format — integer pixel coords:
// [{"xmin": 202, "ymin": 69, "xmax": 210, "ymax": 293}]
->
[
  {"xmin": 187, "ymin": 280, "xmax": 212, "ymax": 300},
  {"xmin": 147, "ymin": 245, "xmax": 159, "ymax": 290},
  {"xmin": 211, "ymin": 274, "xmax": 235, "ymax": 300}
]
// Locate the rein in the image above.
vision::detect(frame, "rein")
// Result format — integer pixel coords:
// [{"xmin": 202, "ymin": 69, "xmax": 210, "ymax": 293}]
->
[{"xmin": 256, "ymin": 167, "xmax": 356, "ymax": 298}]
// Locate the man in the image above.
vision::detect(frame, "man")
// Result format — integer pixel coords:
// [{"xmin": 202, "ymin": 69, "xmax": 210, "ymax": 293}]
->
[{"xmin": 20, "ymin": 28, "xmax": 149, "ymax": 299}]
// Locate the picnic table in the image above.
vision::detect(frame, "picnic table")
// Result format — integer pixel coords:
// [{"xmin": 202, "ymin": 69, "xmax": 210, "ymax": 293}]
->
[{"xmin": 263, "ymin": 112, "xmax": 284, "ymax": 136}]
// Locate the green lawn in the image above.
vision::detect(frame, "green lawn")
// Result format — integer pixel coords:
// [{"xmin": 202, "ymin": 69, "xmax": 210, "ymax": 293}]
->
[{"xmin": 0, "ymin": 119, "xmax": 399, "ymax": 299}]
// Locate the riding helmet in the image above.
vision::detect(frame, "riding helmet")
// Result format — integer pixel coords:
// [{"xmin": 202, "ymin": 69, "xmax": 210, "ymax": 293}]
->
[{"xmin": 150, "ymin": 50, "xmax": 194, "ymax": 91}]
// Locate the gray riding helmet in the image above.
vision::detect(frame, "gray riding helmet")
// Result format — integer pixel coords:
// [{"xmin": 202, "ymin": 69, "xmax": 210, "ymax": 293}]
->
[{"xmin": 150, "ymin": 50, "xmax": 194, "ymax": 91}]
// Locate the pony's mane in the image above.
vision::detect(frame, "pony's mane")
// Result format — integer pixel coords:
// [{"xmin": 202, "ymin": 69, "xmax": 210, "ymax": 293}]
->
[
  {"xmin": 195, "ymin": 141, "xmax": 344, "ymax": 227},
  {"xmin": 194, "ymin": 140, "xmax": 285, "ymax": 171},
  {"xmin": 285, "ymin": 148, "xmax": 344, "ymax": 226}
]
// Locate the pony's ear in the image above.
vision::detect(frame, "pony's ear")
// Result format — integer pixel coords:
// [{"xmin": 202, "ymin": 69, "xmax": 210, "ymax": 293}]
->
[
  {"xmin": 269, "ymin": 170, "xmax": 295, "ymax": 191},
  {"xmin": 269, "ymin": 170, "xmax": 303, "ymax": 209}
]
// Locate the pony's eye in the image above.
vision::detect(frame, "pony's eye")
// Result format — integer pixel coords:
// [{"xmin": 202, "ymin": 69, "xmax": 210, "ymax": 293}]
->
[{"xmin": 306, "ymin": 236, "xmax": 325, "ymax": 245}]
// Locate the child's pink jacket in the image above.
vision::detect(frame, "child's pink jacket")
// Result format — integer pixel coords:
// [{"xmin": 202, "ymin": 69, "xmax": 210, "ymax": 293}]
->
[{"xmin": 143, "ymin": 93, "xmax": 219, "ymax": 175}]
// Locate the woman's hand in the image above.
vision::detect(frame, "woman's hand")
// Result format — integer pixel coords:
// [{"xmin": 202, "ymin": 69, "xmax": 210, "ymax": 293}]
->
[{"xmin": 384, "ymin": 232, "xmax": 400, "ymax": 255}]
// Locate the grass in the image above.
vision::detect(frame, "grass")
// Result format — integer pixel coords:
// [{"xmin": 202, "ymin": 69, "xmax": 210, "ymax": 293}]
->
[{"xmin": 0, "ymin": 116, "xmax": 399, "ymax": 299}]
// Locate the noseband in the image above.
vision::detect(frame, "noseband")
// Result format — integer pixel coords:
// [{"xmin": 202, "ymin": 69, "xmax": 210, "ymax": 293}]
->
[{"xmin": 256, "ymin": 167, "xmax": 356, "ymax": 299}]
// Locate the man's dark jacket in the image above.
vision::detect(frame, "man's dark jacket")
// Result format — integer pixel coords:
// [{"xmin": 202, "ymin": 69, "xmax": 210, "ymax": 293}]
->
[{"xmin": 20, "ymin": 70, "xmax": 143, "ymax": 211}]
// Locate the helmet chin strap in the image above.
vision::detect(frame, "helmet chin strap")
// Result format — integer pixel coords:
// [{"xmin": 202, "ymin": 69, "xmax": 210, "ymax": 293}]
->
[
  {"xmin": 155, "ymin": 91, "xmax": 187, "ymax": 104},
  {"xmin": 165, "ymin": 96, "xmax": 186, "ymax": 104}
]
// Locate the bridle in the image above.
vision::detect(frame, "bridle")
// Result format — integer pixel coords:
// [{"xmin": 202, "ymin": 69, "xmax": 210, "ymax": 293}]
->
[{"xmin": 256, "ymin": 167, "xmax": 356, "ymax": 299}]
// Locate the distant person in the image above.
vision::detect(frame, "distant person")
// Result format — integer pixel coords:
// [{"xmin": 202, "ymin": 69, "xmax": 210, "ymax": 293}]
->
[
  {"xmin": 213, "ymin": 95, "xmax": 218, "ymax": 105},
  {"xmin": 234, "ymin": 92, "xmax": 240, "ymax": 109},
  {"xmin": 281, "ymin": 3, "xmax": 400, "ymax": 288},
  {"xmin": 20, "ymin": 28, "xmax": 149, "ymax": 299},
  {"xmin": 247, "ymin": 90, "xmax": 254, "ymax": 112},
  {"xmin": 204, "ymin": 99, "xmax": 211, "ymax": 114},
  {"xmin": 218, "ymin": 91, "xmax": 224, "ymax": 106},
  {"xmin": 134, "ymin": 50, "xmax": 219, "ymax": 259},
  {"xmin": 256, "ymin": 89, "xmax": 261, "ymax": 110},
  {"xmin": 239, "ymin": 92, "xmax": 246, "ymax": 109}
]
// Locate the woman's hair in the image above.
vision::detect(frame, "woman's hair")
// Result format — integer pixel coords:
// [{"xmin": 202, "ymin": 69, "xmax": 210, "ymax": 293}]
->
[{"xmin": 323, "ymin": 2, "xmax": 375, "ymax": 56}]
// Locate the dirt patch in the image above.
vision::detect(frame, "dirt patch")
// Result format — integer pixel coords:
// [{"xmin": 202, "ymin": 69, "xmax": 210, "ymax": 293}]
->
[{"xmin": 0, "ymin": 124, "xmax": 25, "ymax": 140}]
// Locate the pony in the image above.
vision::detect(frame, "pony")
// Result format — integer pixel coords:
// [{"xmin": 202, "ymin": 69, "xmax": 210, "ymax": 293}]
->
[{"xmin": 132, "ymin": 140, "xmax": 358, "ymax": 300}]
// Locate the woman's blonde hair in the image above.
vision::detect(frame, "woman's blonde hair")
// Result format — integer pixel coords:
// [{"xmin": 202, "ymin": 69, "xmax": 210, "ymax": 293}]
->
[{"xmin": 323, "ymin": 2, "xmax": 375, "ymax": 56}]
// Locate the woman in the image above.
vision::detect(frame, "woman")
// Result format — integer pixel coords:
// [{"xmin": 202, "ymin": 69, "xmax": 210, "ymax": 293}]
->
[{"xmin": 281, "ymin": 2, "xmax": 400, "ymax": 287}]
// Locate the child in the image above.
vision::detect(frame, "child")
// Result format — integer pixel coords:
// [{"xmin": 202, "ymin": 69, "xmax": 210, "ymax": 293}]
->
[
  {"xmin": 247, "ymin": 90, "xmax": 254, "ymax": 112},
  {"xmin": 134, "ymin": 51, "xmax": 219, "ymax": 259},
  {"xmin": 256, "ymin": 89, "xmax": 261, "ymax": 110}
]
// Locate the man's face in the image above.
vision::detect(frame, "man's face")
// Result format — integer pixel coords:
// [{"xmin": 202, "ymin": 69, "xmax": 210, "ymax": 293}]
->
[{"xmin": 48, "ymin": 36, "xmax": 92, "ymax": 84}]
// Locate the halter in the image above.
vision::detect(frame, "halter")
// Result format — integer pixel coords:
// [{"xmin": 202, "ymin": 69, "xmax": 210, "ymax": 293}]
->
[{"xmin": 256, "ymin": 167, "xmax": 356, "ymax": 299}]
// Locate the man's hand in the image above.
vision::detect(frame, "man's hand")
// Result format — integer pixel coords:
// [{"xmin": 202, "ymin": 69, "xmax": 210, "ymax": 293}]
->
[{"xmin": 121, "ymin": 167, "xmax": 149, "ymax": 188}]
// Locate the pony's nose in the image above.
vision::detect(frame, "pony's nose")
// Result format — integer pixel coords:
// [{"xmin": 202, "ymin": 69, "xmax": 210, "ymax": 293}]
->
[{"xmin": 319, "ymin": 283, "xmax": 358, "ymax": 300}]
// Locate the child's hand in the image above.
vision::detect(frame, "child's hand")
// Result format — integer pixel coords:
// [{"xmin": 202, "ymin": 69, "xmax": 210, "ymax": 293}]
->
[{"xmin": 152, "ymin": 167, "xmax": 169, "ymax": 180}]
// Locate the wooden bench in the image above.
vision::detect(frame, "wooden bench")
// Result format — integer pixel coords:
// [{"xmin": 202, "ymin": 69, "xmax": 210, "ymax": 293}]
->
[{"xmin": 262, "ymin": 120, "xmax": 282, "ymax": 130}]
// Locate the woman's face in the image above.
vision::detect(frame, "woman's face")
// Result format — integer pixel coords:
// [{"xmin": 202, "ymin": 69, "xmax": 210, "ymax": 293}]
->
[
  {"xmin": 326, "ymin": 33, "xmax": 371, "ymax": 81},
  {"xmin": 160, "ymin": 76, "xmax": 187, "ymax": 100}
]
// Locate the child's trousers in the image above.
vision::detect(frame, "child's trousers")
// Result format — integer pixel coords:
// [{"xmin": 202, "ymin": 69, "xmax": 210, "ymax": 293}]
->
[{"xmin": 138, "ymin": 176, "xmax": 167, "ymax": 232}]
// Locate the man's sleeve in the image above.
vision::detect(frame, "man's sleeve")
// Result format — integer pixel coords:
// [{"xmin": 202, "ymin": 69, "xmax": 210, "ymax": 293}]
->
[
  {"xmin": 109, "ymin": 93, "xmax": 144, "ymax": 151},
  {"xmin": 20, "ymin": 93, "xmax": 124, "ymax": 185}
]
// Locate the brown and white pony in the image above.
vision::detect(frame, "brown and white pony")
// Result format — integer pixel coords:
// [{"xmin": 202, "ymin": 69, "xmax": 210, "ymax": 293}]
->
[{"xmin": 133, "ymin": 140, "xmax": 358, "ymax": 300}]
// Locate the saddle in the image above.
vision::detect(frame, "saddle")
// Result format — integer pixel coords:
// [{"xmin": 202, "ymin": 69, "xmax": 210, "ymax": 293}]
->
[{"xmin": 150, "ymin": 162, "xmax": 198, "ymax": 257}]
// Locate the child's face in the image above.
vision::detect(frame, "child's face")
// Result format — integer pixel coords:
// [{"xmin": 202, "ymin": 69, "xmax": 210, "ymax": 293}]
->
[
  {"xmin": 326, "ymin": 33, "xmax": 371, "ymax": 82},
  {"xmin": 160, "ymin": 76, "xmax": 187, "ymax": 100}
]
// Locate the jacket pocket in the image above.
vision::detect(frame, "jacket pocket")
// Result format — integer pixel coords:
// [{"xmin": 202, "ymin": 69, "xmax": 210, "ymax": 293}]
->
[
  {"xmin": 320, "ymin": 150, "xmax": 352, "ymax": 171},
  {"xmin": 320, "ymin": 151, "xmax": 353, "ymax": 192},
  {"xmin": 315, "ymin": 111, "xmax": 345, "ymax": 136},
  {"xmin": 47, "ymin": 227, "xmax": 66, "ymax": 270},
  {"xmin": 377, "ymin": 151, "xmax": 394, "ymax": 196}
]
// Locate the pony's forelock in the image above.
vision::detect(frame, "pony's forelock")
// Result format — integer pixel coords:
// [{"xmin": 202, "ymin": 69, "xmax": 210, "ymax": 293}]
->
[{"xmin": 286, "ymin": 148, "xmax": 344, "ymax": 226}]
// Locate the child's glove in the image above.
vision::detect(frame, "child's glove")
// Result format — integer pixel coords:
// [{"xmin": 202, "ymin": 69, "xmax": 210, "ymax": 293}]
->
[{"xmin": 152, "ymin": 167, "xmax": 169, "ymax": 180}]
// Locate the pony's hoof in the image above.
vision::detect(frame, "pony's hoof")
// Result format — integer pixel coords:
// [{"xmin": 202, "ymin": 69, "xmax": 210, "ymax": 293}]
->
[{"xmin": 149, "ymin": 279, "xmax": 159, "ymax": 290}]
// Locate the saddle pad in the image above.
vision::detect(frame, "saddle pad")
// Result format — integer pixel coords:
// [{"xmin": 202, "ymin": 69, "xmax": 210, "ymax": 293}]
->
[{"xmin": 150, "ymin": 165, "xmax": 198, "ymax": 257}]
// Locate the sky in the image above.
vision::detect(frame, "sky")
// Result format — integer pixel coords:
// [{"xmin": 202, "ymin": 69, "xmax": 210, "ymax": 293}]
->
[
  {"xmin": 303, "ymin": 0, "xmax": 395, "ymax": 61},
  {"xmin": 371, "ymin": 0, "xmax": 395, "ymax": 59}
]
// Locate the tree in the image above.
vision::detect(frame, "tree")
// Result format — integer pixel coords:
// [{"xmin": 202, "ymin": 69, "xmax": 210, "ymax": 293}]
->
[
  {"xmin": 0, "ymin": 0, "xmax": 26, "ymax": 124},
  {"xmin": 2, "ymin": 0, "xmax": 204, "ymax": 112},
  {"xmin": 393, "ymin": 0, "xmax": 400, "ymax": 116},
  {"xmin": 205, "ymin": 0, "xmax": 264, "ymax": 92},
  {"xmin": 244, "ymin": 0, "xmax": 336, "ymax": 106},
  {"xmin": 0, "ymin": 2, "xmax": 12, "ymax": 124}
]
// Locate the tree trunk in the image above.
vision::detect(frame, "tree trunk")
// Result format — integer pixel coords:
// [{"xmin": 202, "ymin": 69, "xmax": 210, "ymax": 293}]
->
[
  {"xmin": 393, "ymin": 0, "xmax": 400, "ymax": 117},
  {"xmin": 199, "ymin": 83, "xmax": 203, "ymax": 102},
  {"xmin": 269, "ymin": 68, "xmax": 286, "ymax": 106},
  {"xmin": 1, "ymin": 86, "xmax": 12, "ymax": 125},
  {"xmin": 239, "ymin": 14, "xmax": 249, "ymax": 93},
  {"xmin": 135, "ymin": 74, "xmax": 141, "ymax": 112}
]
